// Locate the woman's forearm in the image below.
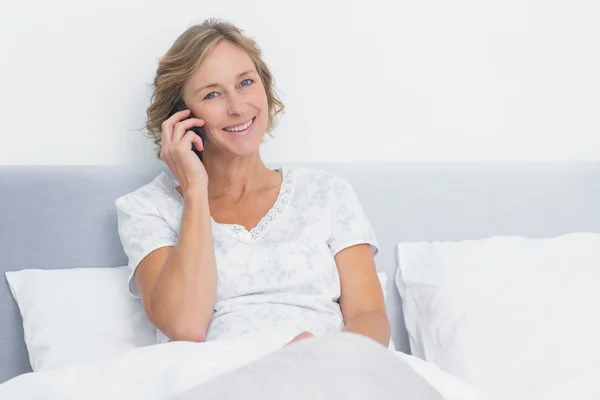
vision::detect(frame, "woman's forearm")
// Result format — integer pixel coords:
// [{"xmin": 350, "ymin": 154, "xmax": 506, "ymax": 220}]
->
[
  {"xmin": 342, "ymin": 312, "xmax": 391, "ymax": 347},
  {"xmin": 150, "ymin": 188, "xmax": 217, "ymax": 341}
]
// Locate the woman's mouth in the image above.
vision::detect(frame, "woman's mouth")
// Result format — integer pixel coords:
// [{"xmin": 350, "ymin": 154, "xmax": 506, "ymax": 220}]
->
[{"xmin": 222, "ymin": 117, "xmax": 255, "ymax": 136}]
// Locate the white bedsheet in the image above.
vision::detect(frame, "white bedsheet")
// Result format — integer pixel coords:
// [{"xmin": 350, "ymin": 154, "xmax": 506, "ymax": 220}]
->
[{"xmin": 0, "ymin": 329, "xmax": 481, "ymax": 400}]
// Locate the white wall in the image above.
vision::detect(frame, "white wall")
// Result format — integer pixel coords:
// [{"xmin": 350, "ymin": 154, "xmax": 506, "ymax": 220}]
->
[{"xmin": 1, "ymin": 0, "xmax": 598, "ymax": 165}]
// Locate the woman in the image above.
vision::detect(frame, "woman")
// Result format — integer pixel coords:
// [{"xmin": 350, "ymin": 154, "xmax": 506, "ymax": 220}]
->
[{"xmin": 115, "ymin": 18, "xmax": 390, "ymax": 347}]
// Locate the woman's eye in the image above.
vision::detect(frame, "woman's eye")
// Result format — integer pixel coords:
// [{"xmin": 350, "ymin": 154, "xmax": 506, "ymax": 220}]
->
[
  {"xmin": 240, "ymin": 78, "xmax": 253, "ymax": 87},
  {"xmin": 204, "ymin": 91, "xmax": 218, "ymax": 100}
]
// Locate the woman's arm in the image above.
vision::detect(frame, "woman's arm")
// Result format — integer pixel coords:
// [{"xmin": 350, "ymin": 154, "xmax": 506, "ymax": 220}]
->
[
  {"xmin": 336, "ymin": 243, "xmax": 391, "ymax": 347},
  {"xmin": 135, "ymin": 188, "xmax": 217, "ymax": 342}
]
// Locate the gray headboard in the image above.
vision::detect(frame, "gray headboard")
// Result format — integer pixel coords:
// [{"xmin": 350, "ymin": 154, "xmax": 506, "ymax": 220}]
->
[{"xmin": 1, "ymin": 162, "xmax": 599, "ymax": 383}]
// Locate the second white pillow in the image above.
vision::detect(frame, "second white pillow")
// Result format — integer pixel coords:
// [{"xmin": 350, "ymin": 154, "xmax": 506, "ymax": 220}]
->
[{"xmin": 395, "ymin": 232, "xmax": 600, "ymax": 398}]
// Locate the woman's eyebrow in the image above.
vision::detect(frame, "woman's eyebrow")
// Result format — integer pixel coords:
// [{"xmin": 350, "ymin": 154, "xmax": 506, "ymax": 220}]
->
[
  {"xmin": 195, "ymin": 83, "xmax": 219, "ymax": 94},
  {"xmin": 236, "ymin": 69, "xmax": 256, "ymax": 78},
  {"xmin": 195, "ymin": 69, "xmax": 257, "ymax": 94}
]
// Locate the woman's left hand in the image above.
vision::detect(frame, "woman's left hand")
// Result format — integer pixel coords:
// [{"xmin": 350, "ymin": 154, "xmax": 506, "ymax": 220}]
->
[{"xmin": 286, "ymin": 331, "xmax": 314, "ymax": 345}]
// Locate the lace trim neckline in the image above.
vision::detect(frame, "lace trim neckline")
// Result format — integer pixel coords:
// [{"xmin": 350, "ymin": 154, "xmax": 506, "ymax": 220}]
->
[{"xmin": 163, "ymin": 166, "xmax": 293, "ymax": 240}]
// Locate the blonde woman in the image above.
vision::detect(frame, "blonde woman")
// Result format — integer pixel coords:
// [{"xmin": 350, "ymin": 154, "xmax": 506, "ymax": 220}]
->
[{"xmin": 115, "ymin": 18, "xmax": 390, "ymax": 348}]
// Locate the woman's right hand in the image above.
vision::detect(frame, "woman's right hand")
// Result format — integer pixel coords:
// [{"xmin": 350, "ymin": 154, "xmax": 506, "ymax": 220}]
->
[{"xmin": 160, "ymin": 109, "xmax": 207, "ymax": 194}]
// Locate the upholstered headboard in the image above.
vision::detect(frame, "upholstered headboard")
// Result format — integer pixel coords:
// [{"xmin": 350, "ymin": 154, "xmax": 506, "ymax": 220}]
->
[{"xmin": 1, "ymin": 162, "xmax": 599, "ymax": 383}]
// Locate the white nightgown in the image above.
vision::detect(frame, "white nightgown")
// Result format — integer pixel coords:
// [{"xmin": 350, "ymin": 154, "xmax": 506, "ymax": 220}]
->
[{"xmin": 115, "ymin": 166, "xmax": 379, "ymax": 343}]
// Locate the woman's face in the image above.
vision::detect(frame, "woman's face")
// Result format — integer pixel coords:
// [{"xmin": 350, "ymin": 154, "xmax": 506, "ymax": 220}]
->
[{"xmin": 182, "ymin": 40, "xmax": 269, "ymax": 160}]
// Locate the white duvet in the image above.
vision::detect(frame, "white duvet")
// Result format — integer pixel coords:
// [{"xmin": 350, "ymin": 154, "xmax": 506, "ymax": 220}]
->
[{"xmin": 0, "ymin": 330, "xmax": 481, "ymax": 400}]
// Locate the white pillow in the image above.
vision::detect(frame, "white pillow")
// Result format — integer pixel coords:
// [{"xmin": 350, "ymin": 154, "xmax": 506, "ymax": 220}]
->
[
  {"xmin": 395, "ymin": 232, "xmax": 600, "ymax": 399},
  {"xmin": 6, "ymin": 266, "xmax": 157, "ymax": 371}
]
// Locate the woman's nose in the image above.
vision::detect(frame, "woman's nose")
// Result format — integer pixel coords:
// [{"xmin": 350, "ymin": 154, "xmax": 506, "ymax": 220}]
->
[{"xmin": 227, "ymin": 94, "xmax": 248, "ymax": 116}]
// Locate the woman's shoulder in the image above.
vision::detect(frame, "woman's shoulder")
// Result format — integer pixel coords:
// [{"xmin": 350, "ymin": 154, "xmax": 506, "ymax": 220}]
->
[
  {"xmin": 114, "ymin": 171, "xmax": 179, "ymax": 212},
  {"xmin": 284, "ymin": 165, "xmax": 349, "ymax": 187},
  {"xmin": 283, "ymin": 165, "xmax": 357, "ymax": 205},
  {"xmin": 285, "ymin": 166, "xmax": 357, "ymax": 197}
]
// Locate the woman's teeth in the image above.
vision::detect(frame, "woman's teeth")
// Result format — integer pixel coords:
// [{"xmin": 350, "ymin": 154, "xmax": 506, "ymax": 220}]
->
[{"xmin": 224, "ymin": 118, "xmax": 253, "ymax": 132}]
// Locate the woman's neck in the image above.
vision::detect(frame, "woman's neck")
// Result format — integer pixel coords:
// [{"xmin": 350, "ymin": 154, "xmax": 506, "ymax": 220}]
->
[{"xmin": 202, "ymin": 154, "xmax": 278, "ymax": 201}]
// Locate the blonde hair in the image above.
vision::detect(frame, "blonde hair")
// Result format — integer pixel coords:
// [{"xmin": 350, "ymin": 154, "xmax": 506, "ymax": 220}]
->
[{"xmin": 144, "ymin": 18, "xmax": 285, "ymax": 157}]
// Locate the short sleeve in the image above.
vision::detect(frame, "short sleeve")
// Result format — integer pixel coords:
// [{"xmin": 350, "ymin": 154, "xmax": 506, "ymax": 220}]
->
[
  {"xmin": 115, "ymin": 193, "xmax": 178, "ymax": 298},
  {"xmin": 328, "ymin": 176, "xmax": 379, "ymax": 257}
]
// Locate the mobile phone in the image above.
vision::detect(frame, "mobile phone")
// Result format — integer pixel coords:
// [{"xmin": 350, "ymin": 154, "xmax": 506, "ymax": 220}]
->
[{"xmin": 168, "ymin": 100, "xmax": 205, "ymax": 160}]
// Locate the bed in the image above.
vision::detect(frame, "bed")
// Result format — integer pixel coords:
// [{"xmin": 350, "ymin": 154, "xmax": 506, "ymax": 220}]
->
[{"xmin": 1, "ymin": 162, "xmax": 599, "ymax": 399}]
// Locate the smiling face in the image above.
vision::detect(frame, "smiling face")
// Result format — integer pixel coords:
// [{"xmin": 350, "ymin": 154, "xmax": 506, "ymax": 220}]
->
[{"xmin": 182, "ymin": 40, "xmax": 269, "ymax": 160}]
